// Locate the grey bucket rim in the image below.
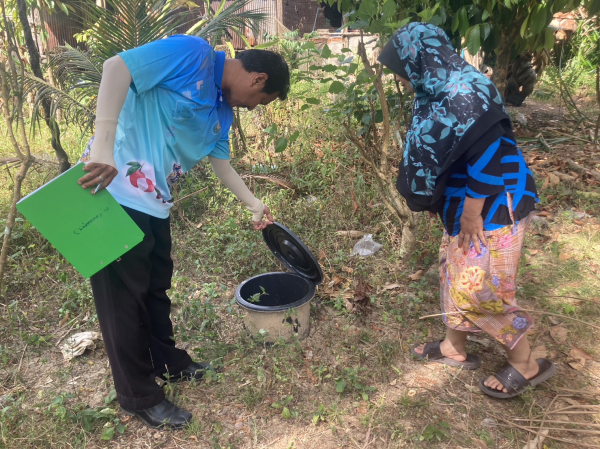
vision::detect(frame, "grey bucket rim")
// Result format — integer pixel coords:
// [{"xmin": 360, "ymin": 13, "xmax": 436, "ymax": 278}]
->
[{"xmin": 235, "ymin": 272, "xmax": 316, "ymax": 312}]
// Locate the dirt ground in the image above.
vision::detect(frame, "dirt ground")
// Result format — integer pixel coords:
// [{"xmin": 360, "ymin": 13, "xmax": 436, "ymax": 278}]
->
[{"xmin": 1, "ymin": 97, "xmax": 600, "ymax": 448}]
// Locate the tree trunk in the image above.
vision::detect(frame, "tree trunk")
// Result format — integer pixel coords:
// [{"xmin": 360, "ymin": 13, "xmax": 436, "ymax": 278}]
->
[
  {"xmin": 492, "ymin": 28, "xmax": 514, "ymax": 98},
  {"xmin": 345, "ymin": 35, "xmax": 417, "ymax": 258},
  {"xmin": 0, "ymin": 60, "xmax": 34, "ymax": 300},
  {"xmin": 16, "ymin": 0, "xmax": 70, "ymax": 173}
]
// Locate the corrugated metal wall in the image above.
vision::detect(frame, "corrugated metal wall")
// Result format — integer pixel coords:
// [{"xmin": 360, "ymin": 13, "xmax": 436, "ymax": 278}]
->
[
  {"xmin": 42, "ymin": 4, "xmax": 87, "ymax": 52},
  {"xmin": 42, "ymin": 0, "xmax": 333, "ymax": 53}
]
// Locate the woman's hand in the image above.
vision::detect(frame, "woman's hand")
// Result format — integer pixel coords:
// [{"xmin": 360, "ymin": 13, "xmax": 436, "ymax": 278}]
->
[
  {"xmin": 458, "ymin": 197, "xmax": 487, "ymax": 254},
  {"xmin": 78, "ymin": 162, "xmax": 118, "ymax": 194},
  {"xmin": 458, "ymin": 212, "xmax": 487, "ymax": 254},
  {"xmin": 253, "ymin": 205, "xmax": 274, "ymax": 231}
]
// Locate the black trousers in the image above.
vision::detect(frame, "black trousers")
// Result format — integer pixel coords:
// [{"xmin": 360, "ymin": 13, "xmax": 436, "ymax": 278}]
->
[{"xmin": 90, "ymin": 206, "xmax": 192, "ymax": 410}]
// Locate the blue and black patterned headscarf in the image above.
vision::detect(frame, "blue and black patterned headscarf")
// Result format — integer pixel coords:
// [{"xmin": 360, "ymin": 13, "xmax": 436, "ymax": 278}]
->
[{"xmin": 378, "ymin": 23, "xmax": 513, "ymax": 212}]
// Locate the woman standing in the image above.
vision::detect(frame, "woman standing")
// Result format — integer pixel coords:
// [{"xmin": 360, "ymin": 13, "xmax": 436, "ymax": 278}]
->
[{"xmin": 378, "ymin": 23, "xmax": 555, "ymax": 398}]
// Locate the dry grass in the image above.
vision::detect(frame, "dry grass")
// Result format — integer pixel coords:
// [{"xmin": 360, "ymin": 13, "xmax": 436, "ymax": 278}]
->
[{"xmin": 0, "ymin": 100, "xmax": 599, "ymax": 448}]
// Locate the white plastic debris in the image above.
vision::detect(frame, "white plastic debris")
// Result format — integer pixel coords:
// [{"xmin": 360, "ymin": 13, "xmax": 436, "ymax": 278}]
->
[
  {"xmin": 60, "ymin": 331, "xmax": 100, "ymax": 361},
  {"xmin": 351, "ymin": 234, "xmax": 382, "ymax": 257},
  {"xmin": 515, "ymin": 113, "xmax": 527, "ymax": 126}
]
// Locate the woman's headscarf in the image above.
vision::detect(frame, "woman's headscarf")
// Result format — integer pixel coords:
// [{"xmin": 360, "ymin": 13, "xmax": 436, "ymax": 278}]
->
[{"xmin": 378, "ymin": 23, "xmax": 513, "ymax": 212}]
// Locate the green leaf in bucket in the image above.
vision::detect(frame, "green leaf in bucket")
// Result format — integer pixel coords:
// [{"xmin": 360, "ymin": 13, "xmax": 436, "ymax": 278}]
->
[{"xmin": 247, "ymin": 286, "xmax": 269, "ymax": 303}]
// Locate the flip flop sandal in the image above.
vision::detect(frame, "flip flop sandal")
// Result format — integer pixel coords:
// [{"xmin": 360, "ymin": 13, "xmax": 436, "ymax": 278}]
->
[
  {"xmin": 478, "ymin": 358, "xmax": 556, "ymax": 398},
  {"xmin": 411, "ymin": 340, "xmax": 481, "ymax": 370}
]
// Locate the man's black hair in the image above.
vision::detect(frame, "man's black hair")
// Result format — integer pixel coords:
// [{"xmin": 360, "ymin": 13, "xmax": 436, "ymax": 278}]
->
[{"xmin": 236, "ymin": 49, "xmax": 290, "ymax": 101}]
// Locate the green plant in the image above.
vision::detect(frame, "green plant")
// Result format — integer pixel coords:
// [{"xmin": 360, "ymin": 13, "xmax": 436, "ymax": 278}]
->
[
  {"xmin": 187, "ymin": 0, "xmax": 265, "ymax": 46},
  {"xmin": 247, "ymin": 285, "xmax": 268, "ymax": 303},
  {"xmin": 477, "ymin": 429, "xmax": 494, "ymax": 447},
  {"xmin": 419, "ymin": 421, "xmax": 450, "ymax": 442},
  {"xmin": 46, "ymin": 393, "xmax": 126, "ymax": 441},
  {"xmin": 311, "ymin": 364, "xmax": 331, "ymax": 385},
  {"xmin": 312, "ymin": 403, "xmax": 328, "ymax": 426},
  {"xmin": 333, "ymin": 366, "xmax": 375, "ymax": 400},
  {"xmin": 271, "ymin": 395, "xmax": 294, "ymax": 418},
  {"xmin": 173, "ymin": 282, "xmax": 224, "ymax": 341}
]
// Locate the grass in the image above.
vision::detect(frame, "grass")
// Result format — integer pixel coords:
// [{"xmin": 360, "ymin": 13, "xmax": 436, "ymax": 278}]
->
[{"xmin": 1, "ymin": 92, "xmax": 600, "ymax": 447}]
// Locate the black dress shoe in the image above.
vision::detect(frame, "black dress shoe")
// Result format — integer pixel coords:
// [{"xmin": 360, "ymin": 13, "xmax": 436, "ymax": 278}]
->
[
  {"xmin": 162, "ymin": 361, "xmax": 222, "ymax": 382},
  {"xmin": 121, "ymin": 399, "xmax": 191, "ymax": 429}
]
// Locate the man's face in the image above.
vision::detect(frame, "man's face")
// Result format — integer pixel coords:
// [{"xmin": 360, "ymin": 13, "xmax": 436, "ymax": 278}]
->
[{"xmin": 224, "ymin": 72, "xmax": 280, "ymax": 111}]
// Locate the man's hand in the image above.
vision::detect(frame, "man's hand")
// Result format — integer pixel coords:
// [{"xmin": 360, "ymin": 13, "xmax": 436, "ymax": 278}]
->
[
  {"xmin": 78, "ymin": 162, "xmax": 118, "ymax": 194},
  {"xmin": 253, "ymin": 205, "xmax": 274, "ymax": 231}
]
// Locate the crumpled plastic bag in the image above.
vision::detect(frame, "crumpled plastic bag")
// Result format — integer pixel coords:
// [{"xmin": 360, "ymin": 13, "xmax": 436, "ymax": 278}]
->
[
  {"xmin": 60, "ymin": 331, "xmax": 100, "ymax": 361},
  {"xmin": 351, "ymin": 234, "xmax": 382, "ymax": 257}
]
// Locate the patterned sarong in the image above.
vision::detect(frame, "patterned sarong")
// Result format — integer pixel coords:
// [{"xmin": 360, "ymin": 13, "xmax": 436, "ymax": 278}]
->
[{"xmin": 438, "ymin": 212, "xmax": 534, "ymax": 350}]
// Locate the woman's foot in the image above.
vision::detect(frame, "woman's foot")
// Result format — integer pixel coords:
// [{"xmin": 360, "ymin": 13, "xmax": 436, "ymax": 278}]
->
[
  {"xmin": 413, "ymin": 338, "xmax": 467, "ymax": 363},
  {"xmin": 483, "ymin": 358, "xmax": 539, "ymax": 393}
]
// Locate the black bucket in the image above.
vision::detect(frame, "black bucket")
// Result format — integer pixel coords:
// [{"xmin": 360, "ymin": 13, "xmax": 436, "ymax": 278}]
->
[{"xmin": 234, "ymin": 223, "xmax": 323, "ymax": 342}]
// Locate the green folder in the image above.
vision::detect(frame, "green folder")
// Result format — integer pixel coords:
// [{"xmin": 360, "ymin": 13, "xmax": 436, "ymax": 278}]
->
[{"xmin": 16, "ymin": 162, "xmax": 144, "ymax": 278}]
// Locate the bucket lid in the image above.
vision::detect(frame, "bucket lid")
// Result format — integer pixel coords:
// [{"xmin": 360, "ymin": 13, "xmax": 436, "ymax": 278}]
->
[{"xmin": 262, "ymin": 222, "xmax": 323, "ymax": 285}]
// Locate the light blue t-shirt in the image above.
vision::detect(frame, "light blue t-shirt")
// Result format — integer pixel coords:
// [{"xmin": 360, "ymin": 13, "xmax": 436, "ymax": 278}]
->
[{"xmin": 83, "ymin": 35, "xmax": 233, "ymax": 219}]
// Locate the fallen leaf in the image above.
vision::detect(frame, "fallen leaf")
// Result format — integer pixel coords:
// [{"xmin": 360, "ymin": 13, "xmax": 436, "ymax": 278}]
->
[
  {"xmin": 522, "ymin": 429, "xmax": 549, "ymax": 449},
  {"xmin": 382, "ymin": 283, "xmax": 401, "ymax": 291},
  {"xmin": 570, "ymin": 345, "xmax": 593, "ymax": 361},
  {"xmin": 357, "ymin": 401, "xmax": 368, "ymax": 415},
  {"xmin": 562, "ymin": 397, "xmax": 580, "ymax": 406},
  {"xmin": 531, "ymin": 345, "xmax": 548, "ymax": 359},
  {"xmin": 536, "ymin": 211, "xmax": 551, "ymax": 217},
  {"xmin": 408, "ymin": 270, "xmax": 424, "ymax": 281},
  {"xmin": 548, "ymin": 172, "xmax": 561, "ymax": 186},
  {"xmin": 345, "ymin": 299, "xmax": 354, "ymax": 312},
  {"xmin": 541, "ymin": 176, "xmax": 550, "ymax": 190},
  {"xmin": 336, "ymin": 230, "xmax": 366, "ymax": 238},
  {"xmin": 318, "ymin": 250, "xmax": 327, "ymax": 260},
  {"xmin": 390, "ymin": 378, "xmax": 397, "ymax": 386},
  {"xmin": 568, "ymin": 359, "xmax": 586, "ymax": 370},
  {"xmin": 550, "ymin": 326, "xmax": 568, "ymax": 343},
  {"xmin": 350, "ymin": 190, "xmax": 359, "ymax": 213},
  {"xmin": 328, "ymin": 274, "xmax": 346, "ymax": 288},
  {"xmin": 351, "ymin": 277, "xmax": 373, "ymax": 315},
  {"xmin": 559, "ymin": 253, "xmax": 572, "ymax": 261},
  {"xmin": 196, "ymin": 222, "xmax": 203, "ymax": 229},
  {"xmin": 528, "ymin": 249, "xmax": 539, "ymax": 255},
  {"xmin": 554, "ymin": 171, "xmax": 576, "ymax": 183},
  {"xmin": 573, "ymin": 220, "xmax": 584, "ymax": 226},
  {"xmin": 342, "ymin": 266, "xmax": 354, "ymax": 274},
  {"xmin": 59, "ymin": 313, "xmax": 69, "ymax": 328}
]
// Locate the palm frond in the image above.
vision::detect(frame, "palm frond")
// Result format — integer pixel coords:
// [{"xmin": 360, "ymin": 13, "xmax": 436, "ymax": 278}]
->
[
  {"xmin": 22, "ymin": 72, "xmax": 95, "ymax": 129},
  {"xmin": 82, "ymin": 0, "xmax": 193, "ymax": 60},
  {"xmin": 50, "ymin": 45, "xmax": 103, "ymax": 94},
  {"xmin": 188, "ymin": 0, "xmax": 266, "ymax": 42}
]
